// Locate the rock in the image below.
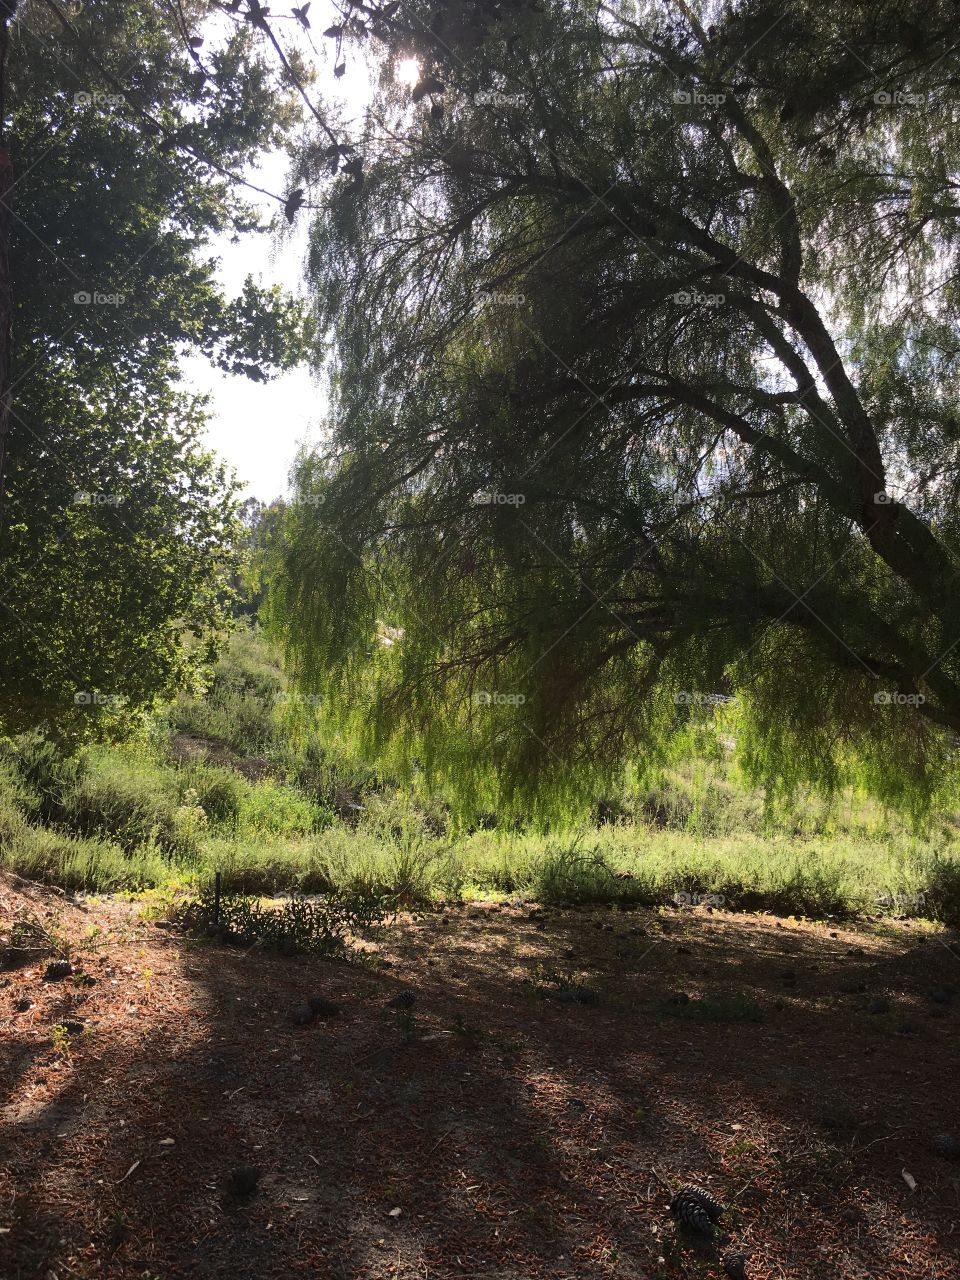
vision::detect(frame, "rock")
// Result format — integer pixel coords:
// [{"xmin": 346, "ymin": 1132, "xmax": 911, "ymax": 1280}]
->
[
  {"xmin": 722, "ymin": 1251, "xmax": 748, "ymax": 1279},
  {"xmin": 931, "ymin": 1133, "xmax": 960, "ymax": 1161},
  {"xmin": 43, "ymin": 960, "xmax": 73, "ymax": 982},
  {"xmin": 307, "ymin": 997, "xmax": 341, "ymax": 1018},
  {"xmin": 386, "ymin": 991, "xmax": 415, "ymax": 1010},
  {"xmin": 868, "ymin": 998, "xmax": 890, "ymax": 1015},
  {"xmin": 227, "ymin": 1165, "xmax": 261, "ymax": 1197},
  {"xmin": 15, "ymin": 997, "xmax": 32, "ymax": 1012}
]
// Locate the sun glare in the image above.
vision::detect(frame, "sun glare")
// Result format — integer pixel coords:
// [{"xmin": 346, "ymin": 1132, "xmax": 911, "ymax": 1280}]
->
[{"xmin": 396, "ymin": 57, "xmax": 420, "ymax": 87}]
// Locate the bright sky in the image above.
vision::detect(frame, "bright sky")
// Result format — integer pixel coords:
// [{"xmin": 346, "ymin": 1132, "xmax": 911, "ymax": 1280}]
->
[
  {"xmin": 184, "ymin": 7, "xmax": 400, "ymax": 501},
  {"xmin": 181, "ymin": 148, "xmax": 322, "ymax": 503}
]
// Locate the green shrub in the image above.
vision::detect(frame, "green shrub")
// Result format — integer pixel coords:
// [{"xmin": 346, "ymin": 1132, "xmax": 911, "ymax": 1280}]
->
[
  {"xmin": 236, "ymin": 779, "xmax": 328, "ymax": 837},
  {"xmin": 178, "ymin": 880, "xmax": 390, "ymax": 958},
  {"xmin": 923, "ymin": 855, "xmax": 960, "ymax": 926},
  {"xmin": 182, "ymin": 766, "xmax": 245, "ymax": 828}
]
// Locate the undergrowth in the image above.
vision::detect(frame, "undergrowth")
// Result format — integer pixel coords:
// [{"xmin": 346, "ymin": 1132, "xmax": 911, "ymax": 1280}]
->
[{"xmin": 1, "ymin": 628, "xmax": 959, "ymax": 924}]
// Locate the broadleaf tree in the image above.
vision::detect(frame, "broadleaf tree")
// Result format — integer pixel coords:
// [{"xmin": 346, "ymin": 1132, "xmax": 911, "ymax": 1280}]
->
[
  {"xmin": 0, "ymin": 0, "xmax": 313, "ymax": 741},
  {"xmin": 268, "ymin": 0, "xmax": 960, "ymax": 819}
]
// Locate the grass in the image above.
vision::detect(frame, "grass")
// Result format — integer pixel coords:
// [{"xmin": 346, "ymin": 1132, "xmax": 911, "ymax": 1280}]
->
[{"xmin": 2, "ymin": 627, "xmax": 960, "ymax": 923}]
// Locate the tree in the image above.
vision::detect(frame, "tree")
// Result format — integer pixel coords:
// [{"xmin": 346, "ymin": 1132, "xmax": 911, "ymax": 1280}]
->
[
  {"xmin": 268, "ymin": 0, "xmax": 960, "ymax": 818},
  {"xmin": 0, "ymin": 0, "xmax": 311, "ymax": 740}
]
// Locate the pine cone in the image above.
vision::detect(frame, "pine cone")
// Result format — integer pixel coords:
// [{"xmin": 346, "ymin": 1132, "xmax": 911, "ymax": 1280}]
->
[
  {"xmin": 677, "ymin": 1183, "xmax": 725, "ymax": 1221},
  {"xmin": 722, "ymin": 1250, "xmax": 748, "ymax": 1279},
  {"xmin": 670, "ymin": 1184, "xmax": 724, "ymax": 1235}
]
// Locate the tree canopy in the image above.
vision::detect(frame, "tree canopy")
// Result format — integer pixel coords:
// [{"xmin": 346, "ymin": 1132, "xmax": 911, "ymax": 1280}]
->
[
  {"xmin": 0, "ymin": 0, "xmax": 312, "ymax": 741},
  {"xmin": 268, "ymin": 0, "xmax": 960, "ymax": 819}
]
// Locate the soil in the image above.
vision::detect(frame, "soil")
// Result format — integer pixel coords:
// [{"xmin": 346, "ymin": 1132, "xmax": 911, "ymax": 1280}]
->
[{"xmin": 2, "ymin": 873, "xmax": 959, "ymax": 1279}]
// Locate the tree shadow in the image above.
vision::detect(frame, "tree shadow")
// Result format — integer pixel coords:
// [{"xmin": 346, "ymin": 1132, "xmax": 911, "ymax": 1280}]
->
[{"xmin": 2, "ymin": 894, "xmax": 958, "ymax": 1278}]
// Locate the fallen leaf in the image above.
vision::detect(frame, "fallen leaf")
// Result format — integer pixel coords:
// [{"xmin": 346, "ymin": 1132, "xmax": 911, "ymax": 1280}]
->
[
  {"xmin": 388, "ymin": 1206, "xmax": 402, "ymax": 1217},
  {"xmin": 118, "ymin": 1160, "xmax": 141, "ymax": 1183},
  {"xmin": 902, "ymin": 1169, "xmax": 917, "ymax": 1191}
]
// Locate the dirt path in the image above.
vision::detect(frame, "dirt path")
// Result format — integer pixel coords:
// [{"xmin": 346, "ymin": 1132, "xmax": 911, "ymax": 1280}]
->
[{"xmin": 2, "ymin": 875, "xmax": 959, "ymax": 1279}]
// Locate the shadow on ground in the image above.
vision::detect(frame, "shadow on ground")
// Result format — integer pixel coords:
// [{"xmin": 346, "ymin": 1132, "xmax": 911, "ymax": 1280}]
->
[{"xmin": 2, "ymin": 881, "xmax": 959, "ymax": 1279}]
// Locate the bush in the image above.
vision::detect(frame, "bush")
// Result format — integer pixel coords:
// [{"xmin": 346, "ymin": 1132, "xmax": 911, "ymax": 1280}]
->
[
  {"xmin": 237, "ymin": 779, "xmax": 329, "ymax": 837},
  {"xmin": 178, "ymin": 880, "xmax": 391, "ymax": 958},
  {"xmin": 923, "ymin": 856, "xmax": 960, "ymax": 926},
  {"xmin": 182, "ymin": 766, "xmax": 245, "ymax": 828}
]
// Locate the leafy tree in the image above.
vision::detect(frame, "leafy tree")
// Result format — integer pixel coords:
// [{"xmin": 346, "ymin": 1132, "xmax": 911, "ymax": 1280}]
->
[
  {"xmin": 0, "ymin": 0, "xmax": 312, "ymax": 740},
  {"xmin": 269, "ymin": 0, "xmax": 960, "ymax": 818},
  {"xmin": 232, "ymin": 495, "xmax": 286, "ymax": 617}
]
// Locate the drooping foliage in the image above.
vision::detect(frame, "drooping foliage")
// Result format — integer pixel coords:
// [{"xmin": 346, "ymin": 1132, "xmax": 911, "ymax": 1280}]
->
[
  {"xmin": 268, "ymin": 0, "xmax": 960, "ymax": 819},
  {"xmin": 0, "ymin": 0, "xmax": 312, "ymax": 741}
]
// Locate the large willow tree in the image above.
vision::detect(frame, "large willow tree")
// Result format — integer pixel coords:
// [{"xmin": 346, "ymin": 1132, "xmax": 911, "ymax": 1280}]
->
[{"xmin": 270, "ymin": 0, "xmax": 960, "ymax": 818}]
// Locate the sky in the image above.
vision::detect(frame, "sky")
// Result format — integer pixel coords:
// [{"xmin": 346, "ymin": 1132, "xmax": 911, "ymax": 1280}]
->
[
  {"xmin": 181, "ymin": 166, "xmax": 323, "ymax": 502},
  {"xmin": 183, "ymin": 7, "xmax": 398, "ymax": 502},
  {"xmin": 180, "ymin": 135, "xmax": 322, "ymax": 503}
]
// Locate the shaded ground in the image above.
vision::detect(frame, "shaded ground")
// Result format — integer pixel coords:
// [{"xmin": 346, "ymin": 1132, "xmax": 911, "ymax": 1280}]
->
[{"xmin": 2, "ymin": 872, "xmax": 960, "ymax": 1279}]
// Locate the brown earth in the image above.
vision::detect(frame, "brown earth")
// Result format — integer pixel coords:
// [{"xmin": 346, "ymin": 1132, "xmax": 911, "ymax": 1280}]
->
[{"xmin": 2, "ymin": 872, "xmax": 960, "ymax": 1280}]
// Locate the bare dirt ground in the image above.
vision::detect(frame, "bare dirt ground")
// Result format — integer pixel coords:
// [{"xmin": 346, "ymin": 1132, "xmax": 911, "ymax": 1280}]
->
[{"xmin": 2, "ymin": 871, "xmax": 960, "ymax": 1280}]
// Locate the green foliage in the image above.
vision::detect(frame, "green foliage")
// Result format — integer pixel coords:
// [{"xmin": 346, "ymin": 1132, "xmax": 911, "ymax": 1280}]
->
[
  {"xmin": 0, "ymin": 0, "xmax": 312, "ymax": 743},
  {"xmin": 534, "ymin": 964, "xmax": 601, "ymax": 1006},
  {"xmin": 269, "ymin": 0, "xmax": 960, "ymax": 819},
  {"xmin": 178, "ymin": 881, "xmax": 390, "ymax": 958},
  {"xmin": 661, "ymin": 991, "xmax": 765, "ymax": 1023}
]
